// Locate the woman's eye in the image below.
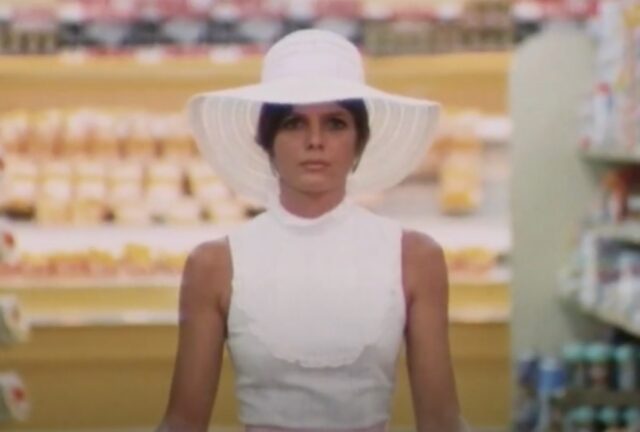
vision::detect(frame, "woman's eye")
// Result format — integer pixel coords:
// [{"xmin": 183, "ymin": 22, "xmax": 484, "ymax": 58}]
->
[
  {"xmin": 281, "ymin": 117, "xmax": 303, "ymax": 130},
  {"xmin": 328, "ymin": 118, "xmax": 347, "ymax": 129}
]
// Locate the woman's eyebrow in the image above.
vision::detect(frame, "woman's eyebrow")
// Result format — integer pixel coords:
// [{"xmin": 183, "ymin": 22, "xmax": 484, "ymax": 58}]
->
[{"xmin": 320, "ymin": 110, "xmax": 350, "ymax": 118}]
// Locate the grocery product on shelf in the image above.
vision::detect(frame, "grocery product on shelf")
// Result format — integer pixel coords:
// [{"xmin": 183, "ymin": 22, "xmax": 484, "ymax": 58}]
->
[
  {"xmin": 514, "ymin": 342, "xmax": 640, "ymax": 432},
  {"xmin": 437, "ymin": 133, "xmax": 483, "ymax": 215},
  {"xmin": 513, "ymin": 351, "xmax": 540, "ymax": 432},
  {"xmin": 0, "ymin": 108, "xmax": 250, "ymax": 226},
  {"xmin": 512, "ymin": 351, "xmax": 567, "ymax": 432},
  {"xmin": 418, "ymin": 113, "xmax": 503, "ymax": 215},
  {"xmin": 562, "ymin": 228, "xmax": 640, "ymax": 334},
  {"xmin": 581, "ymin": 0, "xmax": 640, "ymax": 153},
  {"xmin": 444, "ymin": 246, "xmax": 498, "ymax": 276},
  {"xmin": 0, "ymin": 296, "xmax": 29, "ymax": 345},
  {"xmin": 13, "ymin": 242, "xmax": 186, "ymax": 280},
  {"xmin": 0, "ymin": 0, "xmax": 589, "ymax": 56}
]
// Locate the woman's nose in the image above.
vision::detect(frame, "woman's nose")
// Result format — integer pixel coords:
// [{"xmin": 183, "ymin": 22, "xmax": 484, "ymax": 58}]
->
[{"xmin": 306, "ymin": 120, "xmax": 324, "ymax": 149}]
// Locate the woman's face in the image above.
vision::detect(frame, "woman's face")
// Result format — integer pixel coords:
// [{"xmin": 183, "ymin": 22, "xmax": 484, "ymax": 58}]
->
[{"xmin": 272, "ymin": 102, "xmax": 358, "ymax": 195}]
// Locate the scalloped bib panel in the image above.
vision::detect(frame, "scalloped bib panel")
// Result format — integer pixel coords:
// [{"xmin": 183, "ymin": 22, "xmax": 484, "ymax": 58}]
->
[{"xmin": 226, "ymin": 198, "xmax": 406, "ymax": 429}]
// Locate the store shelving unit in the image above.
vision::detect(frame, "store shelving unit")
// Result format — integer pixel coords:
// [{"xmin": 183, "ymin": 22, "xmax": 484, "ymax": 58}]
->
[
  {"xmin": 511, "ymin": 21, "xmax": 640, "ymax": 430},
  {"xmin": 580, "ymin": 147, "xmax": 640, "ymax": 164},
  {"xmin": 589, "ymin": 222, "xmax": 640, "ymax": 244},
  {"xmin": 510, "ymin": 24, "xmax": 606, "ymax": 358},
  {"xmin": 560, "ymin": 282, "xmax": 640, "ymax": 337},
  {"xmin": 555, "ymin": 389, "xmax": 640, "ymax": 410}
]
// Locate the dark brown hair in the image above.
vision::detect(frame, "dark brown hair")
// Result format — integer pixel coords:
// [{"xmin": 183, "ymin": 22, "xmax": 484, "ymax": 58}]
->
[{"xmin": 255, "ymin": 99, "xmax": 370, "ymax": 160}]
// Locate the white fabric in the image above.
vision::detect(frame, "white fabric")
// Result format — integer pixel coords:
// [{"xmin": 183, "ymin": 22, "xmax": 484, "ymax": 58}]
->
[
  {"xmin": 187, "ymin": 29, "xmax": 440, "ymax": 205},
  {"xmin": 226, "ymin": 197, "xmax": 406, "ymax": 428}
]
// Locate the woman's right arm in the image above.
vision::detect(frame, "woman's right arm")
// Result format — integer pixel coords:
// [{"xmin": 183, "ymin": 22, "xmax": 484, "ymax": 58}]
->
[{"xmin": 157, "ymin": 239, "xmax": 232, "ymax": 432}]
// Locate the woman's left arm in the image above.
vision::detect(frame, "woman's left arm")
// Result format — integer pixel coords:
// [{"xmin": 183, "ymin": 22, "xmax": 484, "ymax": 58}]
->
[{"xmin": 402, "ymin": 230, "xmax": 463, "ymax": 432}]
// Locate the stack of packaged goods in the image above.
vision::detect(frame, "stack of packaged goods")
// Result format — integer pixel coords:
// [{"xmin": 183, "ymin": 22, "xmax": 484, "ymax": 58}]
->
[
  {"xmin": 0, "ymin": 108, "xmax": 249, "ymax": 227},
  {"xmin": 0, "ymin": 0, "xmax": 579, "ymax": 56},
  {"xmin": 560, "ymin": 0, "xmax": 640, "ymax": 335},
  {"xmin": 582, "ymin": 0, "xmax": 640, "ymax": 153},
  {"xmin": 0, "ymin": 108, "xmax": 251, "ymax": 282},
  {"xmin": 514, "ymin": 341, "xmax": 640, "ymax": 432},
  {"xmin": 561, "ymin": 222, "xmax": 640, "ymax": 332}
]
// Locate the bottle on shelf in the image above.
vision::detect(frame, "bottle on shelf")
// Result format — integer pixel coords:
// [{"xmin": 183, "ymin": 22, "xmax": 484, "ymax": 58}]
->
[
  {"xmin": 535, "ymin": 356, "xmax": 567, "ymax": 432},
  {"xmin": 585, "ymin": 343, "xmax": 614, "ymax": 390},
  {"xmin": 568, "ymin": 405, "xmax": 597, "ymax": 432},
  {"xmin": 563, "ymin": 342, "xmax": 588, "ymax": 389},
  {"xmin": 598, "ymin": 406, "xmax": 622, "ymax": 432},
  {"xmin": 624, "ymin": 407, "xmax": 640, "ymax": 432},
  {"xmin": 613, "ymin": 344, "xmax": 638, "ymax": 391}
]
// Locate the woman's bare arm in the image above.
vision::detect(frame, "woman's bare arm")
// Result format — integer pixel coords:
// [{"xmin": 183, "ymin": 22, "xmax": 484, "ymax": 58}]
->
[
  {"xmin": 157, "ymin": 239, "xmax": 232, "ymax": 432},
  {"xmin": 403, "ymin": 230, "xmax": 461, "ymax": 432}
]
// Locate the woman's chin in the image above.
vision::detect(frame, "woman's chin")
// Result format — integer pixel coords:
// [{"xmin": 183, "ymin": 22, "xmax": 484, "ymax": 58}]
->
[{"xmin": 294, "ymin": 180, "xmax": 339, "ymax": 195}]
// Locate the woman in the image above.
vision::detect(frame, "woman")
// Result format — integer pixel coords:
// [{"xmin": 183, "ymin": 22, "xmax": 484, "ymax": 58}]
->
[{"xmin": 158, "ymin": 29, "xmax": 463, "ymax": 432}]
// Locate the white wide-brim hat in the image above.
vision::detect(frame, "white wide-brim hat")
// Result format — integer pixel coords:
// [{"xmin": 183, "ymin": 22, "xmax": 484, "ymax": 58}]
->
[{"xmin": 187, "ymin": 29, "xmax": 440, "ymax": 205}]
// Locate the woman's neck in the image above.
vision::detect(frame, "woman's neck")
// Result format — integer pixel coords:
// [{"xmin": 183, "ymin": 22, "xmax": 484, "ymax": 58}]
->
[{"xmin": 278, "ymin": 185, "xmax": 346, "ymax": 219}]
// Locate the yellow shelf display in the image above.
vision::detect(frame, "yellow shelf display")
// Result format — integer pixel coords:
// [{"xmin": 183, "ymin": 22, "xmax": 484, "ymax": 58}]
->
[{"xmin": 0, "ymin": 52, "xmax": 509, "ymax": 114}]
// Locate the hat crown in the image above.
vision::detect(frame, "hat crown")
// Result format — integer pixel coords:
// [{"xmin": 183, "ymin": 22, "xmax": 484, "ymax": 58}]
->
[{"xmin": 261, "ymin": 29, "xmax": 365, "ymax": 84}]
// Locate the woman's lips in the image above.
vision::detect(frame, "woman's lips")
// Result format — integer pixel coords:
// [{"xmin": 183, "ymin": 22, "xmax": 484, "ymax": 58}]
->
[{"xmin": 300, "ymin": 161, "xmax": 329, "ymax": 170}]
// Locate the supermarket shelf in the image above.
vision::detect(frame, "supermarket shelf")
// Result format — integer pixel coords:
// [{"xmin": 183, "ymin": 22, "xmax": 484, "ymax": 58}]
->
[
  {"xmin": 29, "ymin": 310, "xmax": 178, "ymax": 328},
  {"xmin": 448, "ymin": 306, "xmax": 510, "ymax": 324},
  {"xmin": 562, "ymin": 288, "xmax": 640, "ymax": 337},
  {"xmin": 449, "ymin": 267, "xmax": 512, "ymax": 285},
  {"xmin": 10, "ymin": 216, "xmax": 511, "ymax": 256},
  {"xmin": 0, "ymin": 274, "xmax": 181, "ymax": 290},
  {"xmin": 590, "ymin": 222, "xmax": 640, "ymax": 244},
  {"xmin": 27, "ymin": 305, "xmax": 509, "ymax": 328},
  {"xmin": 580, "ymin": 146, "xmax": 640, "ymax": 164},
  {"xmin": 0, "ymin": 269, "xmax": 510, "ymax": 291},
  {"xmin": 555, "ymin": 389, "xmax": 640, "ymax": 410}
]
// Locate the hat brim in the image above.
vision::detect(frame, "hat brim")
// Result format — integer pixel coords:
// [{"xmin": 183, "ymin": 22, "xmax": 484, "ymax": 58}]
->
[{"xmin": 187, "ymin": 77, "xmax": 440, "ymax": 205}]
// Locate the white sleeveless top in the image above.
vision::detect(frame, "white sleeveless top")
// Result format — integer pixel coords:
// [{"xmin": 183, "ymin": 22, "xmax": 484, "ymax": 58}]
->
[{"xmin": 226, "ymin": 196, "xmax": 406, "ymax": 430}]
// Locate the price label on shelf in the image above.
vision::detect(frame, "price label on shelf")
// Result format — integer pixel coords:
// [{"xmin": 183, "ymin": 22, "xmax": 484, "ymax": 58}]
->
[{"xmin": 0, "ymin": 372, "xmax": 29, "ymax": 423}]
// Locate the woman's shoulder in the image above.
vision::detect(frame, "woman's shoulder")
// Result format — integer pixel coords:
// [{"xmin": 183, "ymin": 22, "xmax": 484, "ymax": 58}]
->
[
  {"xmin": 181, "ymin": 238, "xmax": 232, "ymax": 311},
  {"xmin": 401, "ymin": 229, "xmax": 448, "ymax": 303},
  {"xmin": 401, "ymin": 230, "xmax": 444, "ymax": 260},
  {"xmin": 186, "ymin": 238, "xmax": 231, "ymax": 270}
]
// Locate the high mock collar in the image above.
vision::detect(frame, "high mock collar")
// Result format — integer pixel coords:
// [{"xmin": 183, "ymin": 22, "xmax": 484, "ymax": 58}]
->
[{"xmin": 266, "ymin": 193, "xmax": 354, "ymax": 230}]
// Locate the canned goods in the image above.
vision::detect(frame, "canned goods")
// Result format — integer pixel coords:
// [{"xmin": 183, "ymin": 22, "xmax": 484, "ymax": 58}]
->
[
  {"xmin": 537, "ymin": 356, "xmax": 567, "ymax": 396},
  {"xmin": 614, "ymin": 344, "xmax": 638, "ymax": 391},
  {"xmin": 563, "ymin": 342, "xmax": 587, "ymax": 389},
  {"xmin": 624, "ymin": 408, "xmax": 640, "ymax": 432},
  {"xmin": 585, "ymin": 343, "xmax": 613, "ymax": 390},
  {"xmin": 598, "ymin": 406, "xmax": 620, "ymax": 432},
  {"xmin": 570, "ymin": 406, "xmax": 596, "ymax": 432}
]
